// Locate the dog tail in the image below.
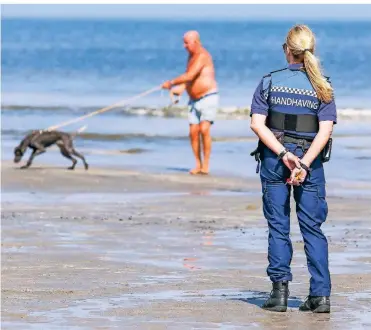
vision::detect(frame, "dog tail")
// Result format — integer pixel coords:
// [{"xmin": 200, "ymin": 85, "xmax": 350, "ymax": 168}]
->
[{"xmin": 71, "ymin": 125, "xmax": 88, "ymax": 139}]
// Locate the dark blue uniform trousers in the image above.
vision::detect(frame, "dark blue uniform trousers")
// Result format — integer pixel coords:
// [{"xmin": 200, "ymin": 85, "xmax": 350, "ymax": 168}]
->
[{"xmin": 260, "ymin": 143, "xmax": 331, "ymax": 297}]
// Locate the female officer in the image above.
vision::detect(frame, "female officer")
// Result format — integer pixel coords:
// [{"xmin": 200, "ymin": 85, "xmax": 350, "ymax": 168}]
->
[{"xmin": 250, "ymin": 24, "xmax": 336, "ymax": 313}]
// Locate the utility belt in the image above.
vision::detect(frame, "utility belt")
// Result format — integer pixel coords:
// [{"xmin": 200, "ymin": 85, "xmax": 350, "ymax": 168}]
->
[{"xmin": 250, "ymin": 134, "xmax": 332, "ymax": 174}]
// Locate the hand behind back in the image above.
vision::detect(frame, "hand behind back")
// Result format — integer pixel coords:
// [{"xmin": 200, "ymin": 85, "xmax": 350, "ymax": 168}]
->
[{"xmin": 282, "ymin": 152, "xmax": 307, "ymax": 186}]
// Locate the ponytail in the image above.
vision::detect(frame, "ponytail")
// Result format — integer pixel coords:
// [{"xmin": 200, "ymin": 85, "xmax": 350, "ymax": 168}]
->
[
  {"xmin": 286, "ymin": 24, "xmax": 333, "ymax": 103},
  {"xmin": 304, "ymin": 51, "xmax": 333, "ymax": 103}
]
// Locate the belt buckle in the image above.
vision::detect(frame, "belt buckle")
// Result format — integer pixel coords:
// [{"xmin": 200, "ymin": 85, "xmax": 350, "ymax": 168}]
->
[{"xmin": 296, "ymin": 139, "xmax": 305, "ymax": 151}]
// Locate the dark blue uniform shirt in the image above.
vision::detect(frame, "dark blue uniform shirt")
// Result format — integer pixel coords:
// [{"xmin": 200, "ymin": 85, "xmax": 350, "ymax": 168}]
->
[{"xmin": 251, "ymin": 63, "xmax": 337, "ymax": 139}]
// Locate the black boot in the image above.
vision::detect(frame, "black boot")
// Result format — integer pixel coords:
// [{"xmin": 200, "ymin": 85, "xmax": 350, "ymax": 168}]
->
[
  {"xmin": 299, "ymin": 296, "xmax": 330, "ymax": 313},
  {"xmin": 262, "ymin": 281, "xmax": 289, "ymax": 312}
]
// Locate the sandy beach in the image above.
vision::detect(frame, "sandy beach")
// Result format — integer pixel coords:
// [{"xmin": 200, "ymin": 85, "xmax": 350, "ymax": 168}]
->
[
  {"xmin": 2, "ymin": 160, "xmax": 371, "ymax": 329},
  {"xmin": 2, "ymin": 9, "xmax": 371, "ymax": 329}
]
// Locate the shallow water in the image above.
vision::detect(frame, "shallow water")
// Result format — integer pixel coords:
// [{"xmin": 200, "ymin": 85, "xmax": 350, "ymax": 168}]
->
[
  {"xmin": 2, "ymin": 112, "xmax": 371, "ymax": 188},
  {"xmin": 2, "ymin": 18, "xmax": 371, "ymax": 196}
]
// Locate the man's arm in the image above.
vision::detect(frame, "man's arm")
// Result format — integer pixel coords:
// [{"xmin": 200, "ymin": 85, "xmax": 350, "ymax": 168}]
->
[{"xmin": 162, "ymin": 53, "xmax": 205, "ymax": 89}]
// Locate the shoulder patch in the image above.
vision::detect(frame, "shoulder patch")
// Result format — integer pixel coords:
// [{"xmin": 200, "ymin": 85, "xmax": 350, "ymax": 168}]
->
[
  {"xmin": 262, "ymin": 75, "xmax": 271, "ymax": 88},
  {"xmin": 262, "ymin": 75, "xmax": 272, "ymax": 100}
]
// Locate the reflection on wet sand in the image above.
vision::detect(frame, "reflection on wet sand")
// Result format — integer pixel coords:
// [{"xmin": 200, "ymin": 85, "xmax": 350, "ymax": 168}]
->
[{"xmin": 183, "ymin": 231, "xmax": 215, "ymax": 270}]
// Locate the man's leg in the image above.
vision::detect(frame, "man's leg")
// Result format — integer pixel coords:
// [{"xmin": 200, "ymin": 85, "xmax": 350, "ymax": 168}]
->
[
  {"xmin": 199, "ymin": 121, "xmax": 212, "ymax": 174},
  {"xmin": 189, "ymin": 124, "xmax": 202, "ymax": 174},
  {"xmin": 198, "ymin": 93, "xmax": 218, "ymax": 174}
]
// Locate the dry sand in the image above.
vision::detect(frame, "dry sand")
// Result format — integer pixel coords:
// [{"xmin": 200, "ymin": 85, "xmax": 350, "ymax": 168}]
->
[{"xmin": 1, "ymin": 161, "xmax": 371, "ymax": 329}]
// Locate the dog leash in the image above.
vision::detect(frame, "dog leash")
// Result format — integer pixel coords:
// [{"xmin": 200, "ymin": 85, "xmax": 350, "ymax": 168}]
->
[{"xmin": 46, "ymin": 85, "xmax": 162, "ymax": 131}]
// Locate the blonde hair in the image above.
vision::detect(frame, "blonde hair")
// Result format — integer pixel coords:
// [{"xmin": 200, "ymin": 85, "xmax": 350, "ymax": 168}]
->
[{"xmin": 286, "ymin": 24, "xmax": 333, "ymax": 103}]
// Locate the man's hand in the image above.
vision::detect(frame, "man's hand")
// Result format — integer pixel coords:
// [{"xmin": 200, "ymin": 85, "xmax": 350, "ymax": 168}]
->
[
  {"xmin": 169, "ymin": 89, "xmax": 180, "ymax": 105},
  {"xmin": 162, "ymin": 81, "xmax": 172, "ymax": 89},
  {"xmin": 282, "ymin": 152, "xmax": 301, "ymax": 171}
]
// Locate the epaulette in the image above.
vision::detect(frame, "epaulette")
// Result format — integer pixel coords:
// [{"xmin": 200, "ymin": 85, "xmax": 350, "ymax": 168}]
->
[{"xmin": 263, "ymin": 67, "xmax": 288, "ymax": 78}]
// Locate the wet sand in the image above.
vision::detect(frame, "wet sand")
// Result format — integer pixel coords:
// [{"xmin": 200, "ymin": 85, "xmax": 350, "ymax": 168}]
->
[{"xmin": 2, "ymin": 160, "xmax": 371, "ymax": 329}]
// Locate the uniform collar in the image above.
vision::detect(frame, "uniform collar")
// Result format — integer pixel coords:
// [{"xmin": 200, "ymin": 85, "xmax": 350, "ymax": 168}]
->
[{"xmin": 288, "ymin": 63, "xmax": 304, "ymax": 71}]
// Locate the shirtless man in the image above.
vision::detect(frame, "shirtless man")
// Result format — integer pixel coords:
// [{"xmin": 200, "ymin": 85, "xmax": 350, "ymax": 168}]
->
[{"xmin": 162, "ymin": 30, "xmax": 219, "ymax": 175}]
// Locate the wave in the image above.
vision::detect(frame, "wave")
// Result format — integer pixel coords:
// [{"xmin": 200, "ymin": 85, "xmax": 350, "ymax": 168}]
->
[
  {"xmin": 3, "ymin": 128, "xmax": 370, "ymax": 146},
  {"xmin": 77, "ymin": 132, "xmax": 255, "ymax": 143},
  {"xmin": 2, "ymin": 104, "xmax": 371, "ymax": 120},
  {"xmin": 1, "ymin": 129, "xmax": 257, "ymax": 143}
]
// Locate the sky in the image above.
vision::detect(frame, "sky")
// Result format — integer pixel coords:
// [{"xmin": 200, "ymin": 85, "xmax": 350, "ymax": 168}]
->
[{"xmin": 2, "ymin": 4, "xmax": 371, "ymax": 20}]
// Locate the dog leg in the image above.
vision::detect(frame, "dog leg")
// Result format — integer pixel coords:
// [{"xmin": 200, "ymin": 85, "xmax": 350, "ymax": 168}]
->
[
  {"xmin": 62, "ymin": 135, "xmax": 89, "ymax": 170},
  {"xmin": 71, "ymin": 149, "xmax": 89, "ymax": 170},
  {"xmin": 58, "ymin": 145, "xmax": 77, "ymax": 170},
  {"xmin": 20, "ymin": 148, "xmax": 45, "ymax": 169}
]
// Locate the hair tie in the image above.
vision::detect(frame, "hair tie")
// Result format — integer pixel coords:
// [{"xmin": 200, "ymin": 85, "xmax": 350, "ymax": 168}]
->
[{"xmin": 303, "ymin": 49, "xmax": 311, "ymax": 54}]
